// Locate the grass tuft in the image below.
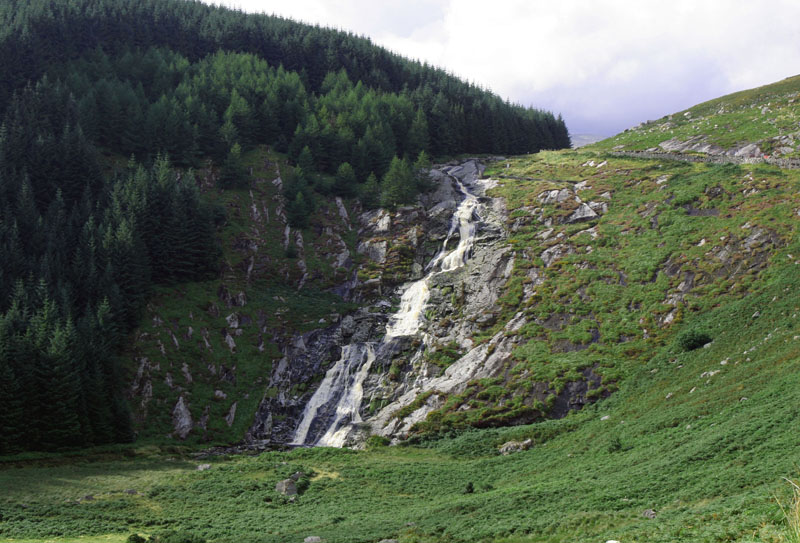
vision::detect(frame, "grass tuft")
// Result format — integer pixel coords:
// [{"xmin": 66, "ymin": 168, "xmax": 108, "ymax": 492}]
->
[{"xmin": 777, "ymin": 477, "xmax": 800, "ymax": 543}]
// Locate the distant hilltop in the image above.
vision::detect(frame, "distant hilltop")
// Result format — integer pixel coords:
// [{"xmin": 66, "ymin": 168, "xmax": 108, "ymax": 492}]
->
[{"xmin": 570, "ymin": 134, "xmax": 606, "ymax": 148}]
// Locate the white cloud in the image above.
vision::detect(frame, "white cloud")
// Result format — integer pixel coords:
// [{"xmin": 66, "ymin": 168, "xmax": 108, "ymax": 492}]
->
[{"xmin": 207, "ymin": 0, "xmax": 800, "ymax": 136}]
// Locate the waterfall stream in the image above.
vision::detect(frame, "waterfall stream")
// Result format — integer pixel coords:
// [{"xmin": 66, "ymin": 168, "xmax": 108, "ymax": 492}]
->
[{"xmin": 290, "ymin": 173, "xmax": 481, "ymax": 446}]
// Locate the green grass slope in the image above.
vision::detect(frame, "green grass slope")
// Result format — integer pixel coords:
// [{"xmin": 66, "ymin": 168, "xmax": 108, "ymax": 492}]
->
[
  {"xmin": 403, "ymin": 150, "xmax": 797, "ymax": 431},
  {"xmin": 2, "ymin": 253, "xmax": 799, "ymax": 542},
  {"xmin": 3, "ymin": 149, "xmax": 800, "ymax": 543},
  {"xmin": 592, "ymin": 74, "xmax": 800, "ymax": 155}
]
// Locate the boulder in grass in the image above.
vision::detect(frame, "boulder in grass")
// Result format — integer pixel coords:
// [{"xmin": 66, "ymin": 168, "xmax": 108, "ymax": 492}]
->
[
  {"xmin": 499, "ymin": 438, "xmax": 533, "ymax": 455},
  {"xmin": 276, "ymin": 479, "xmax": 297, "ymax": 496}
]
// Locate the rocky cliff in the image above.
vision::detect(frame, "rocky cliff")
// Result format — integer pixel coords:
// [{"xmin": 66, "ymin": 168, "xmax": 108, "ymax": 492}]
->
[{"xmin": 245, "ymin": 160, "xmax": 532, "ymax": 446}]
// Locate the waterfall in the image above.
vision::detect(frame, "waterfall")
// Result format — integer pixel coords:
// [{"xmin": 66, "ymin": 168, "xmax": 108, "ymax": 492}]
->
[
  {"xmin": 291, "ymin": 344, "xmax": 376, "ymax": 446},
  {"xmin": 290, "ymin": 171, "xmax": 481, "ymax": 447},
  {"xmin": 385, "ymin": 179, "xmax": 477, "ymax": 338}
]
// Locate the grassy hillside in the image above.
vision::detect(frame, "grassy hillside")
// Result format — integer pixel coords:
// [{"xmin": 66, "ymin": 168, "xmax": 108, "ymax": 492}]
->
[
  {"xmin": 593, "ymin": 74, "xmax": 800, "ymax": 155},
  {"xmin": 398, "ymin": 150, "xmax": 797, "ymax": 431},
  {"xmin": 1, "ymin": 273, "xmax": 798, "ymax": 542},
  {"xmin": 3, "ymin": 149, "xmax": 800, "ymax": 543}
]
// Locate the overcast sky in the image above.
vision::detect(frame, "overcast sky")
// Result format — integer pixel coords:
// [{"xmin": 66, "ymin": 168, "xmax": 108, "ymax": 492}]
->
[{"xmin": 206, "ymin": 0, "xmax": 800, "ymax": 137}]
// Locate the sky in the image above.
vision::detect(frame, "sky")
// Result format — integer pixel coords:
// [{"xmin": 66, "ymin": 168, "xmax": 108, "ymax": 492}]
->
[{"xmin": 206, "ymin": 0, "xmax": 800, "ymax": 138}]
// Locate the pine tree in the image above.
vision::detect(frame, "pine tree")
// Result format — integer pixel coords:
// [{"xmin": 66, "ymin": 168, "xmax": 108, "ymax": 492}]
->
[
  {"xmin": 0, "ymin": 353, "xmax": 24, "ymax": 454},
  {"xmin": 297, "ymin": 145, "xmax": 316, "ymax": 173},
  {"xmin": 380, "ymin": 156, "xmax": 414, "ymax": 208},
  {"xmin": 413, "ymin": 151, "xmax": 433, "ymax": 192},
  {"xmin": 407, "ymin": 108, "xmax": 430, "ymax": 157},
  {"xmin": 334, "ymin": 161, "xmax": 356, "ymax": 197},
  {"xmin": 287, "ymin": 191, "xmax": 310, "ymax": 229},
  {"xmin": 219, "ymin": 142, "xmax": 247, "ymax": 189},
  {"xmin": 360, "ymin": 172, "xmax": 380, "ymax": 210}
]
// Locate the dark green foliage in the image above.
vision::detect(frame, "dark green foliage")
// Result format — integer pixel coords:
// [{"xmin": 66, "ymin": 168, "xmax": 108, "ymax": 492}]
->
[
  {"xmin": 360, "ymin": 172, "xmax": 381, "ymax": 209},
  {"xmin": 287, "ymin": 191, "xmax": 311, "ymax": 229},
  {"xmin": 675, "ymin": 328, "xmax": 712, "ymax": 352},
  {"xmin": 218, "ymin": 143, "xmax": 247, "ymax": 189},
  {"xmin": 0, "ymin": 84, "xmax": 217, "ymax": 451},
  {"xmin": 365, "ymin": 435, "xmax": 391, "ymax": 449},
  {"xmin": 334, "ymin": 161, "xmax": 357, "ymax": 197},
  {"xmin": 296, "ymin": 145, "xmax": 316, "ymax": 174},
  {"xmin": 380, "ymin": 156, "xmax": 416, "ymax": 208},
  {"xmin": 407, "ymin": 107, "xmax": 430, "ymax": 157},
  {"xmin": 412, "ymin": 150, "xmax": 433, "ymax": 192},
  {"xmin": 151, "ymin": 531, "xmax": 206, "ymax": 543},
  {"xmin": 0, "ymin": 0, "xmax": 569, "ymax": 169},
  {"xmin": 0, "ymin": 358, "xmax": 24, "ymax": 454},
  {"xmin": 283, "ymin": 167, "xmax": 314, "ymax": 229},
  {"xmin": 0, "ymin": 0, "xmax": 568, "ymax": 453}
]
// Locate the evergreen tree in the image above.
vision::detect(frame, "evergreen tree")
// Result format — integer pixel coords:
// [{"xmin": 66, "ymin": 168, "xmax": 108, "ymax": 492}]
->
[
  {"xmin": 360, "ymin": 172, "xmax": 380, "ymax": 210},
  {"xmin": 380, "ymin": 157, "xmax": 415, "ymax": 208},
  {"xmin": 407, "ymin": 108, "xmax": 430, "ymax": 157},
  {"xmin": 334, "ymin": 161, "xmax": 357, "ymax": 197},
  {"xmin": 412, "ymin": 150, "xmax": 433, "ymax": 192},
  {"xmin": 287, "ymin": 191, "xmax": 310, "ymax": 229},
  {"xmin": 219, "ymin": 143, "xmax": 247, "ymax": 189},
  {"xmin": 297, "ymin": 145, "xmax": 316, "ymax": 174},
  {"xmin": 0, "ymin": 357, "xmax": 24, "ymax": 454}
]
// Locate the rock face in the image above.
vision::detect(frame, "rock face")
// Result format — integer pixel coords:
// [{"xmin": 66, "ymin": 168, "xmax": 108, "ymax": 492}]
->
[
  {"xmin": 566, "ymin": 203, "xmax": 598, "ymax": 223},
  {"xmin": 499, "ymin": 438, "xmax": 533, "ymax": 455},
  {"xmin": 658, "ymin": 136, "xmax": 763, "ymax": 158},
  {"xmin": 172, "ymin": 396, "xmax": 193, "ymax": 439},
  {"xmin": 246, "ymin": 159, "xmax": 606, "ymax": 448},
  {"xmin": 246, "ymin": 160, "xmax": 515, "ymax": 446}
]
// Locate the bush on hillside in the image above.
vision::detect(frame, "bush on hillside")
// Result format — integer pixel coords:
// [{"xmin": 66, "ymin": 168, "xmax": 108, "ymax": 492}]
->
[{"xmin": 675, "ymin": 329, "xmax": 712, "ymax": 352}]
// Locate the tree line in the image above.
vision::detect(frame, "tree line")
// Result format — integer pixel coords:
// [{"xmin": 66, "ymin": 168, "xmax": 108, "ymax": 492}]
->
[{"xmin": 0, "ymin": 81, "xmax": 219, "ymax": 453}]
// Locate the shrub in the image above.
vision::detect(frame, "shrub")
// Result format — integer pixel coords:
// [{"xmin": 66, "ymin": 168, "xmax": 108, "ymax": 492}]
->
[
  {"xmin": 675, "ymin": 329, "xmax": 712, "ymax": 352},
  {"xmin": 365, "ymin": 435, "xmax": 390, "ymax": 449}
]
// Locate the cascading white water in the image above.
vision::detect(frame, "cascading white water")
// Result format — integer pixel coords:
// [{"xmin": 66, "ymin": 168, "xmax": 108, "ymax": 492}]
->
[
  {"xmin": 314, "ymin": 345, "xmax": 375, "ymax": 447},
  {"xmin": 291, "ymin": 343, "xmax": 376, "ymax": 446},
  {"xmin": 290, "ymin": 173, "xmax": 480, "ymax": 447},
  {"xmin": 385, "ymin": 179, "xmax": 478, "ymax": 338}
]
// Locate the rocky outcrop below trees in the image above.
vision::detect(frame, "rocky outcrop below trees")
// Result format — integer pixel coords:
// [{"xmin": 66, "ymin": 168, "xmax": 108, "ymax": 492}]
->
[
  {"xmin": 245, "ymin": 159, "xmax": 616, "ymax": 447},
  {"xmin": 246, "ymin": 160, "xmax": 535, "ymax": 446},
  {"xmin": 136, "ymin": 153, "xmax": 786, "ymax": 447}
]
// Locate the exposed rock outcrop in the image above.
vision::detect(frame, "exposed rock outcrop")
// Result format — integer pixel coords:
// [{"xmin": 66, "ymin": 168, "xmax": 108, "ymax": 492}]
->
[
  {"xmin": 245, "ymin": 159, "xmax": 617, "ymax": 448},
  {"xmin": 247, "ymin": 160, "xmax": 514, "ymax": 446},
  {"xmin": 172, "ymin": 396, "xmax": 193, "ymax": 440}
]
